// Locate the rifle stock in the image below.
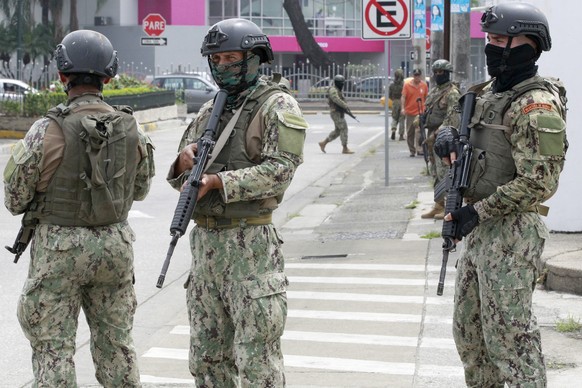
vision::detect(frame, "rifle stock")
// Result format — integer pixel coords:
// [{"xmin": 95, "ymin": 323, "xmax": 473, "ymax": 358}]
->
[
  {"xmin": 436, "ymin": 91, "xmax": 476, "ymax": 296},
  {"xmin": 5, "ymin": 219, "xmax": 35, "ymax": 264},
  {"xmin": 156, "ymin": 89, "xmax": 228, "ymax": 288}
]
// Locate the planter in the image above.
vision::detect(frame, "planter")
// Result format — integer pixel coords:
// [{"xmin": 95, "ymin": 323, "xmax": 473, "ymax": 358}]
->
[{"xmin": 104, "ymin": 90, "xmax": 176, "ymax": 111}]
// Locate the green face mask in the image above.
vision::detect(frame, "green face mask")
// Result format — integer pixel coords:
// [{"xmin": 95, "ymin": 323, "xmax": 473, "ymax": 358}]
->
[{"xmin": 209, "ymin": 53, "xmax": 261, "ymax": 96}]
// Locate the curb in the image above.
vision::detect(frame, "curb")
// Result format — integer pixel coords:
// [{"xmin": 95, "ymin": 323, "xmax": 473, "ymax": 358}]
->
[{"xmin": 545, "ymin": 251, "xmax": 582, "ymax": 295}]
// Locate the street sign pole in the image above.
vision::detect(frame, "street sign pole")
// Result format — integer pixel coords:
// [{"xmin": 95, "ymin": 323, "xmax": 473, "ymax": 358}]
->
[{"xmin": 361, "ymin": 0, "xmax": 412, "ymax": 186}]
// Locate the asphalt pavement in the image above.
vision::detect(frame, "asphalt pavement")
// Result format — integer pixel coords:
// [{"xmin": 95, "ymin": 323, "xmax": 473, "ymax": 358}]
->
[{"xmin": 1, "ymin": 102, "xmax": 582, "ymax": 387}]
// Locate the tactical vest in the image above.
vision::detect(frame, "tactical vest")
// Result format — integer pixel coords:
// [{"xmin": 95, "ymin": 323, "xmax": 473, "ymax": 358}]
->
[
  {"xmin": 193, "ymin": 80, "xmax": 289, "ymax": 218},
  {"xmin": 389, "ymin": 81, "xmax": 403, "ymax": 100},
  {"xmin": 34, "ymin": 96, "xmax": 141, "ymax": 226},
  {"xmin": 464, "ymin": 76, "xmax": 566, "ymax": 202},
  {"xmin": 424, "ymin": 82, "xmax": 457, "ymax": 131}
]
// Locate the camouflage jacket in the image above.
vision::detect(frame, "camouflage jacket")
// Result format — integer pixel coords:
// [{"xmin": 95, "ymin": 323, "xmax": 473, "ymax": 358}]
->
[{"xmin": 167, "ymin": 77, "xmax": 307, "ymax": 206}]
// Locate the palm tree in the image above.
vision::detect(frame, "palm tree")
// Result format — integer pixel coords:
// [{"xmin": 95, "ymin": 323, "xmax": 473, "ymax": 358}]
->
[{"xmin": 282, "ymin": 0, "xmax": 331, "ymax": 68}]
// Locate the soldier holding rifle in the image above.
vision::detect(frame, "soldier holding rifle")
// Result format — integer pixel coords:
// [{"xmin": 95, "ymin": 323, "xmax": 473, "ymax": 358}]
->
[
  {"xmin": 166, "ymin": 18, "xmax": 307, "ymax": 387},
  {"xmin": 434, "ymin": 3, "xmax": 568, "ymax": 386}
]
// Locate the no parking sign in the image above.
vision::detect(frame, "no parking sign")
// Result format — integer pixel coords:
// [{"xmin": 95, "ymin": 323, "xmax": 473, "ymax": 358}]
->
[{"xmin": 361, "ymin": 0, "xmax": 412, "ymax": 40}]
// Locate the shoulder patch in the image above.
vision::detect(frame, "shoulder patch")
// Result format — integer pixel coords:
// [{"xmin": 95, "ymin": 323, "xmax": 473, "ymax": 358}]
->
[{"xmin": 522, "ymin": 103, "xmax": 553, "ymax": 114}]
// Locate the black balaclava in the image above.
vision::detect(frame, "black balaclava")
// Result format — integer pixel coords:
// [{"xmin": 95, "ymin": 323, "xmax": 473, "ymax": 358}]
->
[
  {"xmin": 485, "ymin": 38, "xmax": 538, "ymax": 93},
  {"xmin": 435, "ymin": 71, "xmax": 450, "ymax": 86}
]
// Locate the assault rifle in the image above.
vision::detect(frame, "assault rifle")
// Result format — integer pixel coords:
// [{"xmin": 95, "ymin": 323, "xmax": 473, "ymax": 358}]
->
[
  {"xmin": 156, "ymin": 89, "xmax": 228, "ymax": 288},
  {"xmin": 436, "ymin": 91, "xmax": 476, "ymax": 296},
  {"xmin": 5, "ymin": 216, "xmax": 36, "ymax": 263},
  {"xmin": 339, "ymin": 106, "xmax": 359, "ymax": 122}
]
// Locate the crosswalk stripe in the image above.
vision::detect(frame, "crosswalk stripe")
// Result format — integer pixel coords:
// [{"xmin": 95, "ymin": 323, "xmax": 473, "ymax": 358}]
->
[
  {"xmin": 142, "ymin": 349, "xmax": 464, "ymax": 378},
  {"xmin": 288, "ymin": 309, "xmax": 452, "ymax": 324},
  {"xmin": 282, "ymin": 330, "xmax": 455, "ymax": 349},
  {"xmin": 140, "ymin": 374, "xmax": 194, "ymax": 384},
  {"xmin": 286, "ymin": 263, "xmax": 448, "ymax": 272},
  {"xmin": 289, "ymin": 276, "xmax": 427, "ymax": 286},
  {"xmin": 287, "ymin": 290, "xmax": 452, "ymax": 305},
  {"xmin": 284, "ymin": 355, "xmax": 414, "ymax": 374},
  {"xmin": 168, "ymin": 327, "xmax": 456, "ymax": 349}
]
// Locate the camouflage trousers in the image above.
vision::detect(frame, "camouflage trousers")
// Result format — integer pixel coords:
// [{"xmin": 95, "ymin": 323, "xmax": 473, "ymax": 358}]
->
[
  {"xmin": 186, "ymin": 223, "xmax": 288, "ymax": 388},
  {"xmin": 453, "ymin": 212, "xmax": 548, "ymax": 388},
  {"xmin": 17, "ymin": 222, "xmax": 141, "ymax": 388},
  {"xmin": 390, "ymin": 100, "xmax": 405, "ymax": 136},
  {"xmin": 325, "ymin": 111, "xmax": 349, "ymax": 147}
]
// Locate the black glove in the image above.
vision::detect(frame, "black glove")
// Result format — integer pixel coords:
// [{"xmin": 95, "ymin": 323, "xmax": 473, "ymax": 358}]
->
[
  {"xmin": 434, "ymin": 126, "xmax": 459, "ymax": 158},
  {"xmin": 450, "ymin": 204, "xmax": 479, "ymax": 240}
]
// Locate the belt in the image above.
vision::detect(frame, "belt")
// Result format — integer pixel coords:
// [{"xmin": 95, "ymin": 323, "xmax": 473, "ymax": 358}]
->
[
  {"xmin": 194, "ymin": 214, "xmax": 272, "ymax": 230},
  {"xmin": 527, "ymin": 204, "xmax": 549, "ymax": 216}
]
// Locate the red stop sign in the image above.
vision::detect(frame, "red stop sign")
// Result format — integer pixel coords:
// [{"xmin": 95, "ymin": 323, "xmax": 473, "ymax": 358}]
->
[{"xmin": 143, "ymin": 13, "xmax": 166, "ymax": 37}]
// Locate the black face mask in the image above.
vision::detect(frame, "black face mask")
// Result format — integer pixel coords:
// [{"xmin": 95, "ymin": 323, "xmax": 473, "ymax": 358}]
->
[
  {"xmin": 485, "ymin": 43, "xmax": 538, "ymax": 92},
  {"xmin": 434, "ymin": 72, "xmax": 450, "ymax": 86}
]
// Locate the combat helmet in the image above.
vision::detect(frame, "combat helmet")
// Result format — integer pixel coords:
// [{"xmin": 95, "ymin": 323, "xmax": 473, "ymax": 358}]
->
[
  {"xmin": 480, "ymin": 2, "xmax": 551, "ymax": 52},
  {"xmin": 432, "ymin": 59, "xmax": 453, "ymax": 72},
  {"xmin": 54, "ymin": 30, "xmax": 118, "ymax": 78},
  {"xmin": 333, "ymin": 74, "xmax": 345, "ymax": 89},
  {"xmin": 201, "ymin": 18, "xmax": 274, "ymax": 63}
]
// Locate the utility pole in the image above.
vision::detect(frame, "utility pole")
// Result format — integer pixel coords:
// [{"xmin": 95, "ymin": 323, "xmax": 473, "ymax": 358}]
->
[{"xmin": 450, "ymin": 3, "xmax": 471, "ymax": 91}]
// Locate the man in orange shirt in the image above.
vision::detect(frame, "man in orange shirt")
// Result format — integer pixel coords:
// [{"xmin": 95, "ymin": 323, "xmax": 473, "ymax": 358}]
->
[{"xmin": 401, "ymin": 68, "xmax": 428, "ymax": 157}]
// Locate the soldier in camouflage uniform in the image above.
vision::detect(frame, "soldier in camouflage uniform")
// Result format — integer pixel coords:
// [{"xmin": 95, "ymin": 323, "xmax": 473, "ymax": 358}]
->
[
  {"xmin": 318, "ymin": 74, "xmax": 355, "ymax": 154},
  {"xmin": 166, "ymin": 19, "xmax": 307, "ymax": 387},
  {"xmin": 3, "ymin": 30, "xmax": 155, "ymax": 387},
  {"xmin": 420, "ymin": 59, "xmax": 460, "ymax": 220},
  {"xmin": 435, "ymin": 3, "xmax": 567, "ymax": 387},
  {"xmin": 389, "ymin": 68, "xmax": 405, "ymax": 141}
]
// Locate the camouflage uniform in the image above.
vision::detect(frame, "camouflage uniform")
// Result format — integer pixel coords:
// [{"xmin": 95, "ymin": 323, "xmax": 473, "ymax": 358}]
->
[
  {"xmin": 167, "ymin": 76, "xmax": 306, "ymax": 387},
  {"xmin": 324, "ymin": 84, "xmax": 350, "ymax": 147},
  {"xmin": 3, "ymin": 94, "xmax": 155, "ymax": 387},
  {"xmin": 423, "ymin": 81, "xmax": 460, "ymax": 182},
  {"xmin": 453, "ymin": 79, "xmax": 567, "ymax": 387},
  {"xmin": 389, "ymin": 70, "xmax": 405, "ymax": 138}
]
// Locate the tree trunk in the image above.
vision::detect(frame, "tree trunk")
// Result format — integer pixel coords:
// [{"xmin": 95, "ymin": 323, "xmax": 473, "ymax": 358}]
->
[
  {"xmin": 69, "ymin": 0, "xmax": 78, "ymax": 31},
  {"xmin": 282, "ymin": 0, "xmax": 331, "ymax": 68},
  {"xmin": 49, "ymin": 0, "xmax": 64, "ymax": 45}
]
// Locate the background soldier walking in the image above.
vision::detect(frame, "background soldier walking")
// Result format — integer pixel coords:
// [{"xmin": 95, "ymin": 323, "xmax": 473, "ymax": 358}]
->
[
  {"xmin": 319, "ymin": 74, "xmax": 355, "ymax": 154},
  {"xmin": 3, "ymin": 30, "xmax": 155, "ymax": 386},
  {"xmin": 389, "ymin": 68, "xmax": 405, "ymax": 141}
]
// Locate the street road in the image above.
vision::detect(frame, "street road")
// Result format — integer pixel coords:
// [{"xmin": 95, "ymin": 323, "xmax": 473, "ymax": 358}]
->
[{"xmin": 0, "ymin": 112, "xmax": 464, "ymax": 387}]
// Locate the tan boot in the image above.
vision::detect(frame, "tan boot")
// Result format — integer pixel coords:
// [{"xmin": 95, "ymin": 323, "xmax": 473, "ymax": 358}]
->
[
  {"xmin": 421, "ymin": 202, "xmax": 444, "ymax": 219},
  {"xmin": 318, "ymin": 140, "xmax": 328, "ymax": 153},
  {"xmin": 342, "ymin": 146, "xmax": 355, "ymax": 154}
]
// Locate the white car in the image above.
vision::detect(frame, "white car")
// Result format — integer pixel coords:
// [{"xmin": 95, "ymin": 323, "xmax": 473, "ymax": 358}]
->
[{"xmin": 0, "ymin": 78, "xmax": 38, "ymax": 101}]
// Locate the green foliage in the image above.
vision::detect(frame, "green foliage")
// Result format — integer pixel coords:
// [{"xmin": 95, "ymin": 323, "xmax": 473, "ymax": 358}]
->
[
  {"xmin": 421, "ymin": 231, "xmax": 441, "ymax": 239},
  {"xmin": 1, "ymin": 75, "xmax": 160, "ymax": 117},
  {"xmin": 405, "ymin": 200, "xmax": 420, "ymax": 209},
  {"xmin": 556, "ymin": 315, "xmax": 582, "ymax": 333}
]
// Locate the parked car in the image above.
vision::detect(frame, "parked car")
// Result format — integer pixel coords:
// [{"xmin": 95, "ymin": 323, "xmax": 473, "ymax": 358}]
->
[
  {"xmin": 353, "ymin": 76, "xmax": 387, "ymax": 99},
  {"xmin": 280, "ymin": 72, "xmax": 323, "ymax": 97},
  {"xmin": 150, "ymin": 73, "xmax": 219, "ymax": 112},
  {"xmin": 0, "ymin": 79, "xmax": 38, "ymax": 101}
]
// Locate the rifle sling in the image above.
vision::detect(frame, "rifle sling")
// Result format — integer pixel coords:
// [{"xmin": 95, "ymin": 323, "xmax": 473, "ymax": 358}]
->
[{"xmin": 204, "ymin": 102, "xmax": 245, "ymax": 172}]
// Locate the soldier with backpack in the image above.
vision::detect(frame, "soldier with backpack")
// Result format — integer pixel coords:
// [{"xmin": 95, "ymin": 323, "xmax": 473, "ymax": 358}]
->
[
  {"xmin": 3, "ymin": 30, "xmax": 155, "ymax": 386},
  {"xmin": 435, "ymin": 3, "xmax": 568, "ymax": 386}
]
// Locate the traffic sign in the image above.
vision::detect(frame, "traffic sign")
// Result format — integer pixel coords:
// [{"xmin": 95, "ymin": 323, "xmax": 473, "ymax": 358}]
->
[
  {"xmin": 362, "ymin": 0, "xmax": 412, "ymax": 40},
  {"xmin": 141, "ymin": 37, "xmax": 167, "ymax": 46},
  {"xmin": 143, "ymin": 13, "xmax": 166, "ymax": 37}
]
